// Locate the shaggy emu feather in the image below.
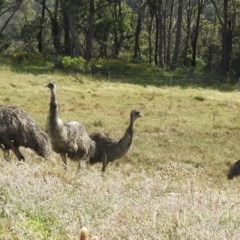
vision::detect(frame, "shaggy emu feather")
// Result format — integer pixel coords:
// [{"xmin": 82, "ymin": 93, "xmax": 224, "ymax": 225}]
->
[
  {"xmin": 89, "ymin": 110, "xmax": 142, "ymax": 172},
  {"xmin": 0, "ymin": 105, "xmax": 51, "ymax": 161},
  {"xmin": 46, "ymin": 82, "xmax": 95, "ymax": 168}
]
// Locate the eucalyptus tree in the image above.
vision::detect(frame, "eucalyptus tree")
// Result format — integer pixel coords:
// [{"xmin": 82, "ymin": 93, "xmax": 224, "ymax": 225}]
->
[
  {"xmin": 211, "ymin": 0, "xmax": 240, "ymax": 76},
  {"xmin": 190, "ymin": 0, "xmax": 206, "ymax": 67},
  {"xmin": 0, "ymin": 0, "xmax": 23, "ymax": 34},
  {"xmin": 170, "ymin": 0, "xmax": 183, "ymax": 70},
  {"xmin": 132, "ymin": 0, "xmax": 148, "ymax": 60}
]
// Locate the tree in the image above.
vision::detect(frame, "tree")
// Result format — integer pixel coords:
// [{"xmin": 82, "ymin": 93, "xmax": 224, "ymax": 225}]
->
[
  {"xmin": 0, "ymin": 0, "xmax": 23, "ymax": 34},
  {"xmin": 60, "ymin": 0, "xmax": 83, "ymax": 57},
  {"xmin": 165, "ymin": 0, "xmax": 175, "ymax": 65},
  {"xmin": 156, "ymin": 0, "xmax": 165, "ymax": 68},
  {"xmin": 190, "ymin": 0, "xmax": 206, "ymax": 67},
  {"xmin": 211, "ymin": 0, "xmax": 238, "ymax": 76},
  {"xmin": 44, "ymin": 0, "xmax": 62, "ymax": 54},
  {"xmin": 132, "ymin": 0, "xmax": 148, "ymax": 60},
  {"xmin": 36, "ymin": 0, "xmax": 46, "ymax": 53},
  {"xmin": 84, "ymin": 0, "xmax": 95, "ymax": 60},
  {"xmin": 171, "ymin": 0, "xmax": 183, "ymax": 70}
]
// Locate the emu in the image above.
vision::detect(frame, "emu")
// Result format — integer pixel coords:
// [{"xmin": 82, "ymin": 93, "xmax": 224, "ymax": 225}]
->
[
  {"xmin": 0, "ymin": 105, "xmax": 51, "ymax": 161},
  {"xmin": 45, "ymin": 82, "xmax": 95, "ymax": 168},
  {"xmin": 89, "ymin": 110, "xmax": 142, "ymax": 172}
]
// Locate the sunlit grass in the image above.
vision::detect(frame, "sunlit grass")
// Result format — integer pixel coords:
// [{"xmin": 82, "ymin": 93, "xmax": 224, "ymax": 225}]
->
[{"xmin": 0, "ymin": 69, "xmax": 240, "ymax": 239}]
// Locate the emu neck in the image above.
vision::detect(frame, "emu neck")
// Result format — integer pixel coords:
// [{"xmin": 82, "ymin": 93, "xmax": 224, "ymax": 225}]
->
[
  {"xmin": 50, "ymin": 88, "xmax": 57, "ymax": 105},
  {"xmin": 112, "ymin": 117, "xmax": 135, "ymax": 160},
  {"xmin": 49, "ymin": 88, "xmax": 58, "ymax": 117},
  {"xmin": 127, "ymin": 116, "xmax": 135, "ymax": 135},
  {"xmin": 48, "ymin": 87, "xmax": 63, "ymax": 131}
]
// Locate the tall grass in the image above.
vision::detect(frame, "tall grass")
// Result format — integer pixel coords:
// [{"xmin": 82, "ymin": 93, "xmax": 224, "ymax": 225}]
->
[{"xmin": 0, "ymin": 69, "xmax": 240, "ymax": 239}]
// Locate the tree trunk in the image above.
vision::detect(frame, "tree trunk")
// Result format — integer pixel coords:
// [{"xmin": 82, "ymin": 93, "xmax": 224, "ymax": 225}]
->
[
  {"xmin": 157, "ymin": 0, "xmax": 164, "ymax": 68},
  {"xmin": 37, "ymin": 0, "xmax": 46, "ymax": 53},
  {"xmin": 62, "ymin": 10, "xmax": 71, "ymax": 55},
  {"xmin": 221, "ymin": 0, "xmax": 232, "ymax": 76},
  {"xmin": 133, "ymin": 9, "xmax": 142, "ymax": 60},
  {"xmin": 183, "ymin": 0, "xmax": 192, "ymax": 66},
  {"xmin": 166, "ymin": 0, "xmax": 175, "ymax": 65},
  {"xmin": 191, "ymin": 0, "xmax": 205, "ymax": 67},
  {"xmin": 211, "ymin": 0, "xmax": 234, "ymax": 77},
  {"xmin": 133, "ymin": 0, "xmax": 148, "ymax": 60},
  {"xmin": 41, "ymin": 0, "xmax": 61, "ymax": 54},
  {"xmin": 60, "ymin": 0, "xmax": 82, "ymax": 57},
  {"xmin": 111, "ymin": 0, "xmax": 127, "ymax": 57},
  {"xmin": 171, "ymin": 0, "xmax": 183, "ymax": 70},
  {"xmin": 85, "ymin": 0, "xmax": 95, "ymax": 60},
  {"xmin": 147, "ymin": 8, "xmax": 154, "ymax": 64},
  {"xmin": 154, "ymin": 12, "xmax": 159, "ymax": 66}
]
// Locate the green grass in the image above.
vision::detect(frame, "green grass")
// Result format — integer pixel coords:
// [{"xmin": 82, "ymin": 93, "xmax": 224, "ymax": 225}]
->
[{"xmin": 0, "ymin": 68, "xmax": 240, "ymax": 239}]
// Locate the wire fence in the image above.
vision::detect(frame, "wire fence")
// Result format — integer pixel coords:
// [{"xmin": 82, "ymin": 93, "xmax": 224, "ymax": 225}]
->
[{"xmin": 90, "ymin": 69, "xmax": 240, "ymax": 90}]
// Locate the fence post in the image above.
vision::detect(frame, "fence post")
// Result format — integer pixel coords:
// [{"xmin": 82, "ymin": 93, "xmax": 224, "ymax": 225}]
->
[{"xmin": 170, "ymin": 74, "xmax": 173, "ymax": 87}]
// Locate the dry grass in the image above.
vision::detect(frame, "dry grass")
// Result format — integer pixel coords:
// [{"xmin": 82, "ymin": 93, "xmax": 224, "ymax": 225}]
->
[{"xmin": 0, "ymin": 69, "xmax": 240, "ymax": 239}]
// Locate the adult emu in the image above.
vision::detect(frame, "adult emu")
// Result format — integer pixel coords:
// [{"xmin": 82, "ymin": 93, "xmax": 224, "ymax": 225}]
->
[
  {"xmin": 0, "ymin": 105, "xmax": 51, "ymax": 161},
  {"xmin": 89, "ymin": 110, "xmax": 142, "ymax": 172},
  {"xmin": 45, "ymin": 82, "xmax": 95, "ymax": 168}
]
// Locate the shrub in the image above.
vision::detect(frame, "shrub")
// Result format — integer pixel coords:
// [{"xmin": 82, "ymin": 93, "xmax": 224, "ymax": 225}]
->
[{"xmin": 61, "ymin": 56, "xmax": 86, "ymax": 72}]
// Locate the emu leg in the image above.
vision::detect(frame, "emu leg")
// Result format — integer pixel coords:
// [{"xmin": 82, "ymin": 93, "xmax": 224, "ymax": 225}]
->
[
  {"xmin": 78, "ymin": 153, "xmax": 89, "ymax": 170},
  {"xmin": 4, "ymin": 150, "xmax": 11, "ymax": 161},
  {"xmin": 12, "ymin": 147, "xmax": 25, "ymax": 161},
  {"xmin": 0, "ymin": 145, "xmax": 11, "ymax": 161},
  {"xmin": 78, "ymin": 159, "xmax": 84, "ymax": 170},
  {"xmin": 101, "ymin": 154, "xmax": 108, "ymax": 172},
  {"xmin": 61, "ymin": 153, "xmax": 67, "ymax": 170}
]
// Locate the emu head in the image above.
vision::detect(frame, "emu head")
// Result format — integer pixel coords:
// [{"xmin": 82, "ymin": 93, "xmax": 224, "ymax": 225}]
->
[
  {"xmin": 130, "ymin": 110, "xmax": 143, "ymax": 123},
  {"xmin": 45, "ymin": 82, "xmax": 56, "ymax": 90}
]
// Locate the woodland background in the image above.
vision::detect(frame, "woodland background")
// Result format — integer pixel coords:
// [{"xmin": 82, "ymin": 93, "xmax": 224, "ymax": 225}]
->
[{"xmin": 0, "ymin": 0, "xmax": 240, "ymax": 82}]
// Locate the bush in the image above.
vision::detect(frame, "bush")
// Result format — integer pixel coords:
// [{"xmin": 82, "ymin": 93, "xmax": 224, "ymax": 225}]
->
[
  {"xmin": 61, "ymin": 56, "xmax": 86, "ymax": 72},
  {"xmin": 11, "ymin": 52, "xmax": 45, "ymax": 64},
  {"xmin": 0, "ymin": 34, "xmax": 11, "ymax": 52}
]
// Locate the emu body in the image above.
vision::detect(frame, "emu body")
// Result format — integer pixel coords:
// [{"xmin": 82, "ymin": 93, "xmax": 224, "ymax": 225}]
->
[
  {"xmin": 90, "ymin": 110, "xmax": 142, "ymax": 172},
  {"xmin": 46, "ymin": 82, "xmax": 95, "ymax": 167},
  {"xmin": 0, "ymin": 105, "xmax": 51, "ymax": 161}
]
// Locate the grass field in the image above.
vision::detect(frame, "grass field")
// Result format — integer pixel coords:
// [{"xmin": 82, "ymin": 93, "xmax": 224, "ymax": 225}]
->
[{"xmin": 0, "ymin": 67, "xmax": 240, "ymax": 239}]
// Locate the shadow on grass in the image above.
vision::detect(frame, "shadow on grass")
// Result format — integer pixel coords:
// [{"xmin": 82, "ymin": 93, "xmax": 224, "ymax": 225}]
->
[
  {"xmin": 1, "ymin": 56, "xmax": 239, "ymax": 92},
  {"xmin": 89, "ymin": 70, "xmax": 239, "ymax": 92},
  {"xmin": 10, "ymin": 62, "xmax": 55, "ymax": 75}
]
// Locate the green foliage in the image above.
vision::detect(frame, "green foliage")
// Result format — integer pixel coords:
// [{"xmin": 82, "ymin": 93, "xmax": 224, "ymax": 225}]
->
[
  {"xmin": 91, "ymin": 59, "xmax": 163, "ymax": 74},
  {"xmin": 7, "ymin": 52, "xmax": 54, "ymax": 74},
  {"xmin": 61, "ymin": 56, "xmax": 86, "ymax": 72},
  {"xmin": 0, "ymin": 34, "xmax": 11, "ymax": 52},
  {"xmin": 230, "ymin": 51, "xmax": 240, "ymax": 77}
]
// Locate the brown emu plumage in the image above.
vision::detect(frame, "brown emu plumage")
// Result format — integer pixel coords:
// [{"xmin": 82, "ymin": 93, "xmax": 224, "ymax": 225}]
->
[
  {"xmin": 89, "ymin": 110, "xmax": 142, "ymax": 172},
  {"xmin": 46, "ymin": 82, "xmax": 95, "ymax": 167},
  {"xmin": 0, "ymin": 105, "xmax": 51, "ymax": 161},
  {"xmin": 227, "ymin": 159, "xmax": 240, "ymax": 179}
]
